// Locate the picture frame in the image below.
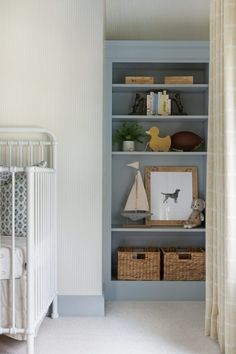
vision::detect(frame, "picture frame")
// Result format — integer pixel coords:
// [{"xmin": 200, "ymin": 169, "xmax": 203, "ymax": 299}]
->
[{"xmin": 145, "ymin": 166, "xmax": 198, "ymax": 226}]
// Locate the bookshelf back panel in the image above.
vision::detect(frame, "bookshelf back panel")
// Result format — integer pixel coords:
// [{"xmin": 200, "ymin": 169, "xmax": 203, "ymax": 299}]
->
[
  {"xmin": 112, "ymin": 92, "xmax": 207, "ymax": 116},
  {"xmin": 112, "ymin": 121, "xmax": 207, "ymax": 152},
  {"xmin": 111, "ymin": 232, "xmax": 205, "ymax": 280},
  {"xmin": 112, "ymin": 155, "xmax": 206, "ymax": 225},
  {"xmin": 112, "ymin": 63, "xmax": 209, "ymax": 84}
]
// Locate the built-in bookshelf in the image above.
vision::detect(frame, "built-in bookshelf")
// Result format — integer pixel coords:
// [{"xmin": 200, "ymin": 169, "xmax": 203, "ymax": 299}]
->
[{"xmin": 104, "ymin": 41, "xmax": 209, "ymax": 300}]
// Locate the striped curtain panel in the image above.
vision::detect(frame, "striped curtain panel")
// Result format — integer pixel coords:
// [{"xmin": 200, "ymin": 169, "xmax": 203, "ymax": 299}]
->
[{"xmin": 205, "ymin": 0, "xmax": 236, "ymax": 353}]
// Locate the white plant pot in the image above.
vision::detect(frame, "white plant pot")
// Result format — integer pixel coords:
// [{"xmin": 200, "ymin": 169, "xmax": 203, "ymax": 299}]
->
[{"xmin": 123, "ymin": 141, "xmax": 135, "ymax": 152}]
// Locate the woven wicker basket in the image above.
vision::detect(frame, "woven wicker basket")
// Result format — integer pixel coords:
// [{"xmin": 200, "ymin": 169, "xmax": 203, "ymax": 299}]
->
[
  {"xmin": 117, "ymin": 247, "xmax": 161, "ymax": 280},
  {"xmin": 162, "ymin": 247, "xmax": 205, "ymax": 281}
]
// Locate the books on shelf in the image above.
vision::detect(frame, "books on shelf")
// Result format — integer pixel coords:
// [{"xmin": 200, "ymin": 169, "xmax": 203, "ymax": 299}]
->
[{"xmin": 147, "ymin": 90, "xmax": 171, "ymax": 116}]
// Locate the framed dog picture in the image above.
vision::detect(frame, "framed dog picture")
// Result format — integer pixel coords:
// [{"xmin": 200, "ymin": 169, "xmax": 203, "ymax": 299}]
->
[{"xmin": 145, "ymin": 166, "xmax": 198, "ymax": 226}]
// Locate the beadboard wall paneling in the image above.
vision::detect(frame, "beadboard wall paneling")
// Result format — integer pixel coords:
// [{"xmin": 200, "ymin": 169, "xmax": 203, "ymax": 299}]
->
[
  {"xmin": 105, "ymin": 0, "xmax": 210, "ymax": 40},
  {"xmin": 0, "ymin": 0, "xmax": 104, "ymax": 295}
]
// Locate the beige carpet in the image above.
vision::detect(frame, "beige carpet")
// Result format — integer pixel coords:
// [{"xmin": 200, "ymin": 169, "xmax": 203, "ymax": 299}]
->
[{"xmin": 0, "ymin": 301, "xmax": 220, "ymax": 354}]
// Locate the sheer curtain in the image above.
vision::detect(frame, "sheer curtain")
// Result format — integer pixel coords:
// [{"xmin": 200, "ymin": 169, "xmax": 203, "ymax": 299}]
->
[{"xmin": 205, "ymin": 0, "xmax": 236, "ymax": 353}]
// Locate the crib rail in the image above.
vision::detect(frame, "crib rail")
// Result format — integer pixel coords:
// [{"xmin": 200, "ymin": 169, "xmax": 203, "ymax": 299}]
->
[
  {"xmin": 0, "ymin": 127, "xmax": 57, "ymax": 169},
  {"xmin": 30, "ymin": 168, "xmax": 57, "ymax": 326}
]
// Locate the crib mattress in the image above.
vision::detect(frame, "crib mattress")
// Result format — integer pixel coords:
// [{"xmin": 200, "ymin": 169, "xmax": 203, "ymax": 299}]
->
[{"xmin": 0, "ymin": 237, "xmax": 26, "ymax": 280}]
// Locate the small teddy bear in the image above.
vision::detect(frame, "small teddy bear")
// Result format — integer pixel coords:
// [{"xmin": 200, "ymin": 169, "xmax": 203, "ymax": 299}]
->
[{"xmin": 184, "ymin": 198, "xmax": 205, "ymax": 229}]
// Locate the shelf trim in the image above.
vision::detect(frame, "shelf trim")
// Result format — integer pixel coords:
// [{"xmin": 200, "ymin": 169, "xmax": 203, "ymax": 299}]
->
[
  {"xmin": 111, "ymin": 280, "xmax": 205, "ymax": 283},
  {"xmin": 112, "ymin": 226, "xmax": 205, "ymax": 233},
  {"xmin": 112, "ymin": 84, "xmax": 209, "ymax": 93},
  {"xmin": 112, "ymin": 151, "xmax": 207, "ymax": 156},
  {"xmin": 112, "ymin": 115, "xmax": 208, "ymax": 122},
  {"xmin": 105, "ymin": 279, "xmax": 205, "ymax": 300}
]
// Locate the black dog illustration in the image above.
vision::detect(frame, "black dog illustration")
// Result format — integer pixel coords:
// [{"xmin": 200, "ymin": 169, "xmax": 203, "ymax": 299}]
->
[{"xmin": 161, "ymin": 189, "xmax": 181, "ymax": 203}]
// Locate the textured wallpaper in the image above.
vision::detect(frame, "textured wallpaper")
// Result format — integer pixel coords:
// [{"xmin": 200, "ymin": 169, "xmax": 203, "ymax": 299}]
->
[{"xmin": 0, "ymin": 0, "xmax": 104, "ymax": 295}]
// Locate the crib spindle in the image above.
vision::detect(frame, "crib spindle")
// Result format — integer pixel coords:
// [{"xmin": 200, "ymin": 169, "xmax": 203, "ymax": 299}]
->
[
  {"xmin": 18, "ymin": 142, "xmax": 23, "ymax": 167},
  {"xmin": 8, "ymin": 143, "xmax": 12, "ymax": 166},
  {"xmin": 11, "ymin": 170, "xmax": 16, "ymax": 330}
]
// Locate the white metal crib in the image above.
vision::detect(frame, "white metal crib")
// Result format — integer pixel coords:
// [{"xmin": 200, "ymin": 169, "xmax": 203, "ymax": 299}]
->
[{"xmin": 0, "ymin": 127, "xmax": 58, "ymax": 354}]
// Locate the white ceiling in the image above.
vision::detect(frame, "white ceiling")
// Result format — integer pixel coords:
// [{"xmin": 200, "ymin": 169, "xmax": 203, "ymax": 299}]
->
[{"xmin": 105, "ymin": 0, "xmax": 210, "ymax": 41}]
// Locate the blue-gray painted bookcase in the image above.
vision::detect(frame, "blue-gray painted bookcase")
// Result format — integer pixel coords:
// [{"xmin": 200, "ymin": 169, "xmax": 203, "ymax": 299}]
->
[{"xmin": 103, "ymin": 41, "xmax": 209, "ymax": 300}]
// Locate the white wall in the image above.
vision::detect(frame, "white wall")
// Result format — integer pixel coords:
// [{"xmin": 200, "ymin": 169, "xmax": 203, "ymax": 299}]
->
[{"xmin": 0, "ymin": 0, "xmax": 104, "ymax": 295}]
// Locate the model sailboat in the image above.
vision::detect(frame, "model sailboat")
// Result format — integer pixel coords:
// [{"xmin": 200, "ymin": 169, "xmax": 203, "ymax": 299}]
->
[{"xmin": 122, "ymin": 162, "xmax": 151, "ymax": 221}]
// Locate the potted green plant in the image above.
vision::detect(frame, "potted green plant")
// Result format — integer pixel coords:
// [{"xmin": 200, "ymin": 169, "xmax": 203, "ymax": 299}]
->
[{"xmin": 112, "ymin": 122, "xmax": 146, "ymax": 152}]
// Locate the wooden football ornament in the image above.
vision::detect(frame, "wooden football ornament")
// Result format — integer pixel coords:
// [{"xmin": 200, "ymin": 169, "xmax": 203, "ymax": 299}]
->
[{"xmin": 171, "ymin": 131, "xmax": 203, "ymax": 151}]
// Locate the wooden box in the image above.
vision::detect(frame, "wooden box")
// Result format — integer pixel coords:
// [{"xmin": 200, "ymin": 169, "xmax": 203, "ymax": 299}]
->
[
  {"xmin": 125, "ymin": 76, "xmax": 155, "ymax": 84},
  {"xmin": 164, "ymin": 76, "xmax": 193, "ymax": 84},
  {"xmin": 117, "ymin": 247, "xmax": 160, "ymax": 280},
  {"xmin": 162, "ymin": 247, "xmax": 205, "ymax": 281}
]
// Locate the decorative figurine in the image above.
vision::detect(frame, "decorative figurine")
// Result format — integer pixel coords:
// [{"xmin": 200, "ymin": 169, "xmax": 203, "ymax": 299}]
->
[
  {"xmin": 129, "ymin": 93, "xmax": 147, "ymax": 115},
  {"xmin": 172, "ymin": 93, "xmax": 187, "ymax": 115},
  {"xmin": 184, "ymin": 198, "xmax": 205, "ymax": 229},
  {"xmin": 121, "ymin": 162, "xmax": 151, "ymax": 222},
  {"xmin": 171, "ymin": 131, "xmax": 204, "ymax": 151},
  {"xmin": 145, "ymin": 126, "xmax": 171, "ymax": 152}
]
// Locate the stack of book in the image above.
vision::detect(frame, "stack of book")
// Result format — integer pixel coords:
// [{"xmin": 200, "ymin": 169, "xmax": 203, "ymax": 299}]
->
[{"xmin": 146, "ymin": 91, "xmax": 171, "ymax": 116}]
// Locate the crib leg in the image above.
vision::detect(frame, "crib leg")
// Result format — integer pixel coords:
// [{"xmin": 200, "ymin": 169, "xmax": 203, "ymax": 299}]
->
[
  {"xmin": 27, "ymin": 334, "xmax": 34, "ymax": 354},
  {"xmin": 51, "ymin": 295, "xmax": 59, "ymax": 319}
]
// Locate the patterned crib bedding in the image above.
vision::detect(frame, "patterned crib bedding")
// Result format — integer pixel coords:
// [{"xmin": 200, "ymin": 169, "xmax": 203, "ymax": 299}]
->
[
  {"xmin": 0, "ymin": 172, "xmax": 27, "ymax": 238},
  {"xmin": 0, "ymin": 164, "xmax": 46, "ymax": 239}
]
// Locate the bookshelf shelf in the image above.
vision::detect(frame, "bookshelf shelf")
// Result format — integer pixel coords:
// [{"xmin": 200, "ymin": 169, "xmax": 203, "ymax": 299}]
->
[
  {"xmin": 112, "ymin": 225, "xmax": 205, "ymax": 233},
  {"xmin": 112, "ymin": 151, "xmax": 207, "ymax": 156},
  {"xmin": 112, "ymin": 115, "xmax": 208, "ymax": 122},
  {"xmin": 112, "ymin": 84, "xmax": 208, "ymax": 93}
]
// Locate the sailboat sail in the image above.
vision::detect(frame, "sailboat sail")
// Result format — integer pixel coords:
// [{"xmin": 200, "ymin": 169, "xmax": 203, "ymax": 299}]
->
[
  {"xmin": 122, "ymin": 162, "xmax": 151, "ymax": 221},
  {"xmin": 124, "ymin": 171, "xmax": 149, "ymax": 211}
]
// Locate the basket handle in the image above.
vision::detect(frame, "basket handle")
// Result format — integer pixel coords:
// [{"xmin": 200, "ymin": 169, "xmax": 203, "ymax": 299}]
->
[
  {"xmin": 132, "ymin": 253, "xmax": 146, "ymax": 260},
  {"xmin": 178, "ymin": 254, "xmax": 191, "ymax": 260}
]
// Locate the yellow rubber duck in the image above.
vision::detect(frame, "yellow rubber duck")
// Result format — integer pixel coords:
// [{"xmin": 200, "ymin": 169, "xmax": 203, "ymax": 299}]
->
[{"xmin": 146, "ymin": 127, "xmax": 171, "ymax": 152}]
